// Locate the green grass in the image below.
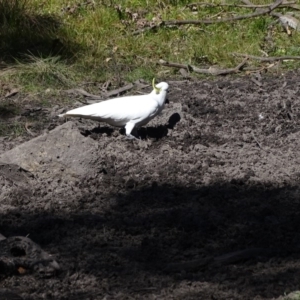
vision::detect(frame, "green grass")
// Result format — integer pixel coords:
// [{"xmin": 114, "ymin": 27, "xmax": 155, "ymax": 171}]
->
[
  {"xmin": 0, "ymin": 121, "xmax": 26, "ymax": 137},
  {"xmin": 1, "ymin": 0, "xmax": 300, "ymax": 92},
  {"xmin": 13, "ymin": 55, "xmax": 76, "ymax": 90}
]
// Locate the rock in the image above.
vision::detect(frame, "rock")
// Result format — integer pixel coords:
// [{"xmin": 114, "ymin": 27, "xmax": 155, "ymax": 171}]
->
[
  {"xmin": 0, "ymin": 121, "xmax": 98, "ymax": 180},
  {"xmin": 0, "ymin": 236, "xmax": 60, "ymax": 278}
]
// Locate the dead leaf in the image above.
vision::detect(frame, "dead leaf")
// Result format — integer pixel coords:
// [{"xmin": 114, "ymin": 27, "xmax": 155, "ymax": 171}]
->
[{"xmin": 5, "ymin": 88, "xmax": 19, "ymax": 98}]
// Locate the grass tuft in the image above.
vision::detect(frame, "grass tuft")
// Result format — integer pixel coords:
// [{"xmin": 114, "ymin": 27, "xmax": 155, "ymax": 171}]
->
[{"xmin": 5, "ymin": 54, "xmax": 76, "ymax": 91}]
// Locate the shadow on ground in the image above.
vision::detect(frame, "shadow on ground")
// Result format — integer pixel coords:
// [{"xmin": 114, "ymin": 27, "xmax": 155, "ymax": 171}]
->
[
  {"xmin": 1, "ymin": 181, "xmax": 300, "ymax": 299},
  {"xmin": 0, "ymin": 2, "xmax": 79, "ymax": 62}
]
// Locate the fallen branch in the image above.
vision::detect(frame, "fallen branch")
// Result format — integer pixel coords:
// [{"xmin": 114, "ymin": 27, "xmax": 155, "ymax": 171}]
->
[
  {"xmin": 65, "ymin": 88, "xmax": 103, "ymax": 99},
  {"xmin": 232, "ymin": 52, "xmax": 300, "ymax": 62},
  {"xmin": 158, "ymin": 60, "xmax": 190, "ymax": 70},
  {"xmin": 159, "ymin": 58, "xmax": 248, "ymax": 76},
  {"xmin": 193, "ymin": 58, "xmax": 249, "ymax": 75},
  {"xmin": 244, "ymin": 64, "xmax": 276, "ymax": 73},
  {"xmin": 132, "ymin": 0, "xmax": 283, "ymax": 35},
  {"xmin": 65, "ymin": 83, "xmax": 135, "ymax": 102},
  {"xmin": 186, "ymin": 1, "xmax": 296, "ymax": 9},
  {"xmin": 165, "ymin": 0, "xmax": 282, "ymax": 25}
]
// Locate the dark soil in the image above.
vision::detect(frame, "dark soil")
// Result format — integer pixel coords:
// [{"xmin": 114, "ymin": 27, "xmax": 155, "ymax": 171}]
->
[{"xmin": 0, "ymin": 72, "xmax": 300, "ymax": 300}]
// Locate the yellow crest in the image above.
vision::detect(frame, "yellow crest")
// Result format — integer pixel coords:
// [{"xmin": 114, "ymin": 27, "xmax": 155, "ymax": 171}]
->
[{"xmin": 152, "ymin": 78, "xmax": 161, "ymax": 94}]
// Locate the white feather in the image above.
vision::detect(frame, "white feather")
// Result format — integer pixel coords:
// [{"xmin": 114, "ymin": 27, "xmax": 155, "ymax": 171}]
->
[{"xmin": 59, "ymin": 81, "xmax": 169, "ymax": 138}]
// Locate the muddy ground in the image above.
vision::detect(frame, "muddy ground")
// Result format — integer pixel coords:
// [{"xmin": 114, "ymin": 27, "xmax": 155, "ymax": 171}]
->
[{"xmin": 0, "ymin": 72, "xmax": 300, "ymax": 300}]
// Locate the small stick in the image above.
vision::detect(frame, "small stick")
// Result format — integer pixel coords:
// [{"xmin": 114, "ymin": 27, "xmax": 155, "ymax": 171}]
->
[
  {"xmin": 251, "ymin": 131, "xmax": 263, "ymax": 150},
  {"xmin": 25, "ymin": 123, "xmax": 35, "ymax": 137}
]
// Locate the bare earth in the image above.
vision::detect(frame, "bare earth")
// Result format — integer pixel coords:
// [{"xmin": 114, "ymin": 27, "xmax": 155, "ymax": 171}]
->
[{"xmin": 0, "ymin": 72, "xmax": 300, "ymax": 300}]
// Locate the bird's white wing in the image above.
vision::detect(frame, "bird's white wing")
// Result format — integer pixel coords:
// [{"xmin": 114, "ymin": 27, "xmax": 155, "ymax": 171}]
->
[{"xmin": 63, "ymin": 94, "xmax": 160, "ymax": 127}]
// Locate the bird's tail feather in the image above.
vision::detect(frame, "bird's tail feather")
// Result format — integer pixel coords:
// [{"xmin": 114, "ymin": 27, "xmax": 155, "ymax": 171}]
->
[
  {"xmin": 59, "ymin": 113, "xmax": 89, "ymax": 118},
  {"xmin": 58, "ymin": 113, "xmax": 102, "ymax": 121}
]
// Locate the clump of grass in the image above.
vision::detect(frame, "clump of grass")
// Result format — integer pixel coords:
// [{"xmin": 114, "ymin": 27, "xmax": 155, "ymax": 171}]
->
[
  {"xmin": 11, "ymin": 54, "xmax": 76, "ymax": 91},
  {"xmin": 0, "ymin": 121, "xmax": 26, "ymax": 137}
]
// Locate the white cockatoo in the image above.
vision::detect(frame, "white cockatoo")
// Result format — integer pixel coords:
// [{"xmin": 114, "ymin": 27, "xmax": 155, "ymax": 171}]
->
[{"xmin": 59, "ymin": 79, "xmax": 169, "ymax": 139}]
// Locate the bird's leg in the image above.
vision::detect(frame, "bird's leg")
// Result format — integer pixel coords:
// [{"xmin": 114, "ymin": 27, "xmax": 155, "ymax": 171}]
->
[
  {"xmin": 131, "ymin": 127, "xmax": 140, "ymax": 138},
  {"xmin": 126, "ymin": 135, "xmax": 139, "ymax": 140},
  {"xmin": 125, "ymin": 122, "xmax": 140, "ymax": 140}
]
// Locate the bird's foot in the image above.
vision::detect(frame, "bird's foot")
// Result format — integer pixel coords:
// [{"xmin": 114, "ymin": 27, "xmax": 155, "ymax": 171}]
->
[{"xmin": 125, "ymin": 134, "xmax": 141, "ymax": 140}]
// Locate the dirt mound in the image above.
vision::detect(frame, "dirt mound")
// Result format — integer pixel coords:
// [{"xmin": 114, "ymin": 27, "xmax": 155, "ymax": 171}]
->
[{"xmin": 0, "ymin": 73, "xmax": 300, "ymax": 299}]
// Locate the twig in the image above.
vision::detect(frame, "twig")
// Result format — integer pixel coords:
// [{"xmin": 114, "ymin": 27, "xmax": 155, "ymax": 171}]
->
[
  {"xmin": 232, "ymin": 53, "xmax": 300, "ymax": 62},
  {"xmin": 251, "ymin": 131, "xmax": 263, "ymax": 150},
  {"xmin": 25, "ymin": 123, "xmax": 35, "ymax": 137},
  {"xmin": 250, "ymin": 76, "xmax": 263, "ymax": 87},
  {"xmin": 159, "ymin": 58, "xmax": 248, "ymax": 76}
]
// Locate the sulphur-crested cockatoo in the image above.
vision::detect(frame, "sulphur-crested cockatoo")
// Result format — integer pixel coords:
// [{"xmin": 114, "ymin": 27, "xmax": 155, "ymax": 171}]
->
[{"xmin": 59, "ymin": 79, "xmax": 169, "ymax": 139}]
